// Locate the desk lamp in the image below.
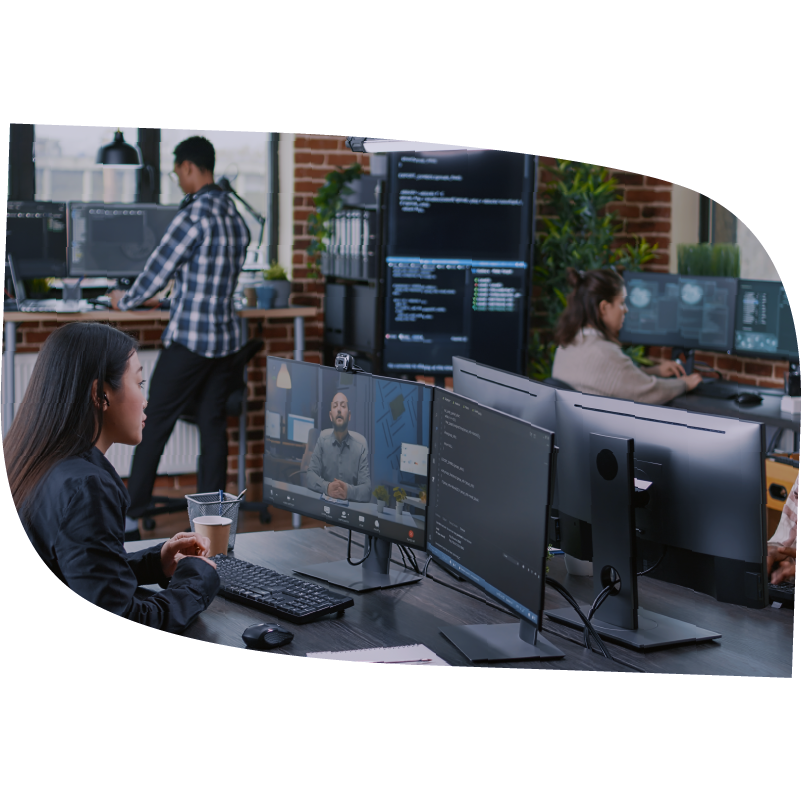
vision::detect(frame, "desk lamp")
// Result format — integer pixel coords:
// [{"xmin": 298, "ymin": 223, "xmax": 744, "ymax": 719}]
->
[{"xmin": 218, "ymin": 177, "xmax": 267, "ymax": 249}]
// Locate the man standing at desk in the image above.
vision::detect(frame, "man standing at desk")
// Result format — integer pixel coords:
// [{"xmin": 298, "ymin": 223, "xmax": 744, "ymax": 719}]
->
[
  {"xmin": 111, "ymin": 136, "xmax": 250, "ymax": 529},
  {"xmin": 305, "ymin": 391, "xmax": 371, "ymax": 502}
]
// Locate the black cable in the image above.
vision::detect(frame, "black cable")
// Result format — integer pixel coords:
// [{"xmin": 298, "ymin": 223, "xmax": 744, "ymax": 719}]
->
[
  {"xmin": 540, "ymin": 624, "xmax": 645, "ymax": 673},
  {"xmin": 638, "ymin": 544, "xmax": 668, "ymax": 577},
  {"xmin": 545, "ymin": 577, "xmax": 612, "ymax": 659},
  {"xmin": 583, "ymin": 584, "xmax": 613, "ymax": 649},
  {"xmin": 346, "ymin": 529, "xmax": 372, "ymax": 566}
]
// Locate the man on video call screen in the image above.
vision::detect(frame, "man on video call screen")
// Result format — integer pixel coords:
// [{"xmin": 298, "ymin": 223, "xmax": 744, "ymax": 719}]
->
[{"xmin": 305, "ymin": 391, "xmax": 371, "ymax": 501}]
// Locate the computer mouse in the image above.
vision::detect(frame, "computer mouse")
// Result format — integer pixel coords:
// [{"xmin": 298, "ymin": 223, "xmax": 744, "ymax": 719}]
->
[
  {"xmin": 734, "ymin": 392, "xmax": 763, "ymax": 406},
  {"xmin": 242, "ymin": 623, "xmax": 294, "ymax": 651}
]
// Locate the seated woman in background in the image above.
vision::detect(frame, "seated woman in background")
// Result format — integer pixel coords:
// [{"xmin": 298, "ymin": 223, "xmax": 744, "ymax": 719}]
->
[
  {"xmin": 551, "ymin": 268, "xmax": 703, "ymax": 404},
  {"xmin": 4, "ymin": 322, "xmax": 220, "ymax": 634}
]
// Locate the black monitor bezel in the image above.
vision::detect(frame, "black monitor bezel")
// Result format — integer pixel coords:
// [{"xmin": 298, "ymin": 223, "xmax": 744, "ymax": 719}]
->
[
  {"xmin": 263, "ymin": 356, "xmax": 433, "ymax": 552},
  {"xmin": 425, "ymin": 386, "xmax": 555, "ymax": 631}
]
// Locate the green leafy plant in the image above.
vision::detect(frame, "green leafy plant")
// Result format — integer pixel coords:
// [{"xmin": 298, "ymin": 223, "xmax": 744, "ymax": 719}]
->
[
  {"xmin": 373, "ymin": 485, "xmax": 389, "ymax": 503},
  {"xmin": 261, "ymin": 261, "xmax": 288, "ymax": 281},
  {"xmin": 677, "ymin": 243, "xmax": 740, "ymax": 277},
  {"xmin": 392, "ymin": 486, "xmax": 407, "ymax": 504},
  {"xmin": 306, "ymin": 163, "xmax": 364, "ymax": 278},
  {"xmin": 530, "ymin": 160, "xmax": 658, "ymax": 380}
]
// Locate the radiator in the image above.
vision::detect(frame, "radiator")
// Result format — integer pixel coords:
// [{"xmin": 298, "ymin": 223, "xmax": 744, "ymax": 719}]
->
[{"xmin": 13, "ymin": 350, "xmax": 199, "ymax": 478}]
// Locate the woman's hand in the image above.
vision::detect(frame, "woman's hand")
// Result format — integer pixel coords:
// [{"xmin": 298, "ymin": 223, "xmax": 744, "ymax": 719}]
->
[
  {"xmin": 683, "ymin": 373, "xmax": 703, "ymax": 392},
  {"xmin": 160, "ymin": 532, "xmax": 215, "ymax": 578},
  {"xmin": 654, "ymin": 360, "xmax": 686, "ymax": 378}
]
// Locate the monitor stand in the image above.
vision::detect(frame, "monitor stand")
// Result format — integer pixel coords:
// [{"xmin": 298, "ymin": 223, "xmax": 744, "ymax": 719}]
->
[
  {"xmin": 546, "ymin": 433, "xmax": 722, "ymax": 650},
  {"xmin": 440, "ymin": 619, "xmax": 564, "ymax": 663},
  {"xmin": 294, "ymin": 533, "xmax": 422, "ymax": 592}
]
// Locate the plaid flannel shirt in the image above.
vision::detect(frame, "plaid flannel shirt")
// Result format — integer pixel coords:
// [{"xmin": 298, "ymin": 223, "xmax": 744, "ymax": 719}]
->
[{"xmin": 117, "ymin": 186, "xmax": 250, "ymax": 358}]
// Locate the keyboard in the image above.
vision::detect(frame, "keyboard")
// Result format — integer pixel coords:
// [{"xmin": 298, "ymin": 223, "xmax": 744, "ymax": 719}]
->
[
  {"xmin": 768, "ymin": 581, "xmax": 795, "ymax": 606},
  {"xmin": 693, "ymin": 380, "xmax": 741, "ymax": 400},
  {"xmin": 212, "ymin": 554, "xmax": 354, "ymax": 623}
]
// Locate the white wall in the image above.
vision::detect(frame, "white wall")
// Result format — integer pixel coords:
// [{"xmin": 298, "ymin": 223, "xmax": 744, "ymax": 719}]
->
[
  {"xmin": 669, "ymin": 183, "xmax": 700, "ymax": 274},
  {"xmin": 737, "ymin": 217, "xmax": 781, "ymax": 281}
]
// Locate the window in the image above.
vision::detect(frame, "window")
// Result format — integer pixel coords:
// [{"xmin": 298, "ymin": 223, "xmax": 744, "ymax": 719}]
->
[
  {"xmin": 33, "ymin": 125, "xmax": 139, "ymax": 203},
  {"xmin": 160, "ymin": 128, "xmax": 268, "ymax": 259}
]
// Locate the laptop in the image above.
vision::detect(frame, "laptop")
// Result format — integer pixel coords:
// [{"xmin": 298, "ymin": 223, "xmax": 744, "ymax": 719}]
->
[{"xmin": 5, "ymin": 255, "xmax": 95, "ymax": 313}]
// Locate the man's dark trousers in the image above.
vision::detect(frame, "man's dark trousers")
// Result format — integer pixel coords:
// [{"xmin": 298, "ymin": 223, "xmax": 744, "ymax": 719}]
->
[{"xmin": 127, "ymin": 342, "xmax": 239, "ymax": 517}]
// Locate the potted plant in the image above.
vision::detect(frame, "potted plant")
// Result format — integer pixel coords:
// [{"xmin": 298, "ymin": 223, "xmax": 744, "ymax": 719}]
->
[
  {"xmin": 373, "ymin": 485, "xmax": 389, "ymax": 513},
  {"xmin": 393, "ymin": 486, "xmax": 407, "ymax": 521},
  {"xmin": 260, "ymin": 261, "xmax": 292, "ymax": 308}
]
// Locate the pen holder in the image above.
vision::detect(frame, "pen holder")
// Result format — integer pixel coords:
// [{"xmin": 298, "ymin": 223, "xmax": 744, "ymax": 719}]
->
[{"xmin": 185, "ymin": 492, "xmax": 241, "ymax": 552}]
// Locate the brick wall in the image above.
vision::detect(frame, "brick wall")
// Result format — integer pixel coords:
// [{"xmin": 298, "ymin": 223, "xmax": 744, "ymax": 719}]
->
[
  {"xmin": 535, "ymin": 156, "xmax": 672, "ymax": 271},
  {"xmin": 289, "ymin": 134, "xmax": 371, "ymax": 365},
  {"xmin": 646, "ymin": 345, "xmax": 789, "ymax": 390}
]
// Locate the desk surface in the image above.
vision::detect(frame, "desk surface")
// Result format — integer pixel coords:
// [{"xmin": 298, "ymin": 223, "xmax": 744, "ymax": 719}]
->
[
  {"xmin": 671, "ymin": 389, "xmax": 800, "ymax": 430},
  {"xmin": 2, "ymin": 306, "xmax": 318, "ymax": 324},
  {"xmin": 127, "ymin": 528, "xmax": 794, "ymax": 676}
]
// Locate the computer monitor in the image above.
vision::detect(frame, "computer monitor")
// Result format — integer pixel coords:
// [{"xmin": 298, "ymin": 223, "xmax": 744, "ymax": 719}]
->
[
  {"xmin": 6, "ymin": 201, "xmax": 68, "ymax": 278},
  {"xmin": 546, "ymin": 388, "xmax": 767, "ymax": 648},
  {"xmin": 451, "ymin": 356, "xmax": 590, "ymax": 559},
  {"xmin": 263, "ymin": 357, "xmax": 433, "ymax": 591},
  {"xmin": 427, "ymin": 387, "xmax": 562, "ymax": 662},
  {"xmin": 382, "ymin": 149, "xmax": 535, "ymax": 376},
  {"xmin": 733, "ymin": 279, "xmax": 799, "ymax": 363},
  {"xmin": 619, "ymin": 270, "xmax": 738, "ymax": 355},
  {"xmin": 67, "ymin": 202, "xmax": 180, "ymax": 277}
]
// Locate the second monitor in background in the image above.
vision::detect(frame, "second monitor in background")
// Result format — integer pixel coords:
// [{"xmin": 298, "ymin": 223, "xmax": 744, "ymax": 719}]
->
[
  {"xmin": 6, "ymin": 201, "xmax": 68, "ymax": 279},
  {"xmin": 67, "ymin": 202, "xmax": 180, "ymax": 278},
  {"xmin": 619, "ymin": 270, "xmax": 738, "ymax": 369},
  {"xmin": 734, "ymin": 279, "xmax": 799, "ymax": 364},
  {"xmin": 264, "ymin": 357, "xmax": 433, "ymax": 591}
]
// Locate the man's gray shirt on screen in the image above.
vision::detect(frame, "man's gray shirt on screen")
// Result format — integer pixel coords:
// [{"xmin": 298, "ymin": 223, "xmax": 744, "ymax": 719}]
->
[{"xmin": 305, "ymin": 430, "xmax": 371, "ymax": 502}]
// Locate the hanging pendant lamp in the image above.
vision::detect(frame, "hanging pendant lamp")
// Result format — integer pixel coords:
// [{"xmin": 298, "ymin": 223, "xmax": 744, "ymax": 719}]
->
[{"xmin": 97, "ymin": 129, "xmax": 142, "ymax": 168}]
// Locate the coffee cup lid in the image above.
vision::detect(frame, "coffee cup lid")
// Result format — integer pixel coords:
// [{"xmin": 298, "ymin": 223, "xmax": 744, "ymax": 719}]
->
[{"xmin": 194, "ymin": 515, "xmax": 232, "ymax": 526}]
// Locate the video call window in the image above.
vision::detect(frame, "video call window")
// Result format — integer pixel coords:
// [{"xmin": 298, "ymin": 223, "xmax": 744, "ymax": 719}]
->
[{"xmin": 264, "ymin": 358, "xmax": 433, "ymax": 549}]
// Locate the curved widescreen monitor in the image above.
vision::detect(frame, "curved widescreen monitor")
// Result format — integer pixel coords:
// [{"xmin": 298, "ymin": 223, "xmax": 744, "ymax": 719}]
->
[{"xmin": 263, "ymin": 357, "xmax": 433, "ymax": 551}]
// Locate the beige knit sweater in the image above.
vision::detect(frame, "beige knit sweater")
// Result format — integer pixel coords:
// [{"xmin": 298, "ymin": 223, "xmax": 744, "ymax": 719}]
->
[{"xmin": 551, "ymin": 327, "xmax": 686, "ymax": 405}]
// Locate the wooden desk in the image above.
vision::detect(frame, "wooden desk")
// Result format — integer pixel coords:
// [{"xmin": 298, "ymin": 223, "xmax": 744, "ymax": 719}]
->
[
  {"xmin": 127, "ymin": 528, "xmax": 794, "ymax": 676},
  {"xmin": 2, "ymin": 306, "xmax": 317, "ymax": 490}
]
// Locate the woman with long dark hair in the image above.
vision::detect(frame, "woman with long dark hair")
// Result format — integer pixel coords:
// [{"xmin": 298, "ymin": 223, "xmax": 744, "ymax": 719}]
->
[
  {"xmin": 4, "ymin": 322, "xmax": 219, "ymax": 633},
  {"xmin": 551, "ymin": 268, "xmax": 702, "ymax": 404}
]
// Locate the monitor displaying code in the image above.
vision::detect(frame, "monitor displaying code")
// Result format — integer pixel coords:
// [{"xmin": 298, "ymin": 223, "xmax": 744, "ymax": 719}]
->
[{"xmin": 383, "ymin": 150, "xmax": 534, "ymax": 375}]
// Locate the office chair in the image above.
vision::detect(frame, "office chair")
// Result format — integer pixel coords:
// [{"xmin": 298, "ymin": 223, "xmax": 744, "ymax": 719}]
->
[
  {"xmin": 139, "ymin": 338, "xmax": 272, "ymax": 531},
  {"xmin": 543, "ymin": 376, "xmax": 575, "ymax": 391}
]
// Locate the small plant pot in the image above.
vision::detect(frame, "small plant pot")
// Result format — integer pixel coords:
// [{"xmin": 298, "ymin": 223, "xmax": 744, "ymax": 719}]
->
[
  {"xmin": 255, "ymin": 284, "xmax": 276, "ymax": 309},
  {"xmin": 376, "ymin": 499, "xmax": 386, "ymax": 514},
  {"xmin": 263, "ymin": 279, "xmax": 291, "ymax": 308},
  {"xmin": 394, "ymin": 502, "xmax": 404, "ymax": 521}
]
